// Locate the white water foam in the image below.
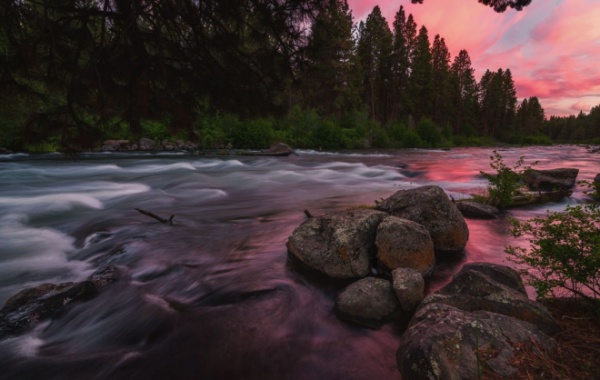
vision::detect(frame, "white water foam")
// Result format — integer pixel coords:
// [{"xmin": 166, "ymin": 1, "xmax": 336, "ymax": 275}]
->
[{"xmin": 295, "ymin": 149, "xmax": 392, "ymax": 158}]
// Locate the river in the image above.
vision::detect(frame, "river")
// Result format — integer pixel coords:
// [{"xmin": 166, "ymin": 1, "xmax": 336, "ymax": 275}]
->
[{"xmin": 0, "ymin": 146, "xmax": 597, "ymax": 380}]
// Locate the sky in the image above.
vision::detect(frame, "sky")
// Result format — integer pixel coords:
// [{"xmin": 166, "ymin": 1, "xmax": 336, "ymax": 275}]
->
[{"xmin": 347, "ymin": 0, "xmax": 600, "ymax": 117}]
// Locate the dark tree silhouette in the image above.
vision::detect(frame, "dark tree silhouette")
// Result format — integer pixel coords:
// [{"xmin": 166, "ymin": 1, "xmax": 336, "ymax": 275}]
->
[{"xmin": 410, "ymin": 0, "xmax": 532, "ymax": 12}]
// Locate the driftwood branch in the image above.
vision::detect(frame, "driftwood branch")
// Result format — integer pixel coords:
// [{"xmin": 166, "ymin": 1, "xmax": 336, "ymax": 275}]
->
[
  {"xmin": 135, "ymin": 208, "xmax": 174, "ymax": 225},
  {"xmin": 304, "ymin": 209, "xmax": 313, "ymax": 218}
]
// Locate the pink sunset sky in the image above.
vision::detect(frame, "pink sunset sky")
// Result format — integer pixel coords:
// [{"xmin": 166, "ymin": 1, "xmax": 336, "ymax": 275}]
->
[{"xmin": 347, "ymin": 0, "xmax": 600, "ymax": 117}]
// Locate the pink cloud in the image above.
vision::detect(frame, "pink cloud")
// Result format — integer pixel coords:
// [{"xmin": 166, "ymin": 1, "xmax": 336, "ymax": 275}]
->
[{"xmin": 346, "ymin": 0, "xmax": 600, "ymax": 116}]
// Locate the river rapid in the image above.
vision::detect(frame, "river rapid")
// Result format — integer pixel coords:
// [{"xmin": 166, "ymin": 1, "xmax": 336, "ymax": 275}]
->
[{"xmin": 0, "ymin": 146, "xmax": 597, "ymax": 380}]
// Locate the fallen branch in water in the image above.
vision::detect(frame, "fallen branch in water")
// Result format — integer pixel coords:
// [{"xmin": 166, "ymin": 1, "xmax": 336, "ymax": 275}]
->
[{"xmin": 135, "ymin": 208, "xmax": 174, "ymax": 225}]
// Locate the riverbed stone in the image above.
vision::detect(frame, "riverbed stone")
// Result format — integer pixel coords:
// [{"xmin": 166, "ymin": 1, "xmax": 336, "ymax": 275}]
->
[
  {"xmin": 392, "ymin": 268, "xmax": 425, "ymax": 312},
  {"xmin": 264, "ymin": 142, "xmax": 293, "ymax": 155},
  {"xmin": 335, "ymin": 277, "xmax": 399, "ymax": 328},
  {"xmin": 375, "ymin": 185, "xmax": 469, "ymax": 253},
  {"xmin": 456, "ymin": 200, "xmax": 499, "ymax": 219},
  {"xmin": 138, "ymin": 138, "xmax": 157, "ymax": 150},
  {"xmin": 0, "ymin": 281, "xmax": 97, "ymax": 339},
  {"xmin": 523, "ymin": 168, "xmax": 579, "ymax": 191},
  {"xmin": 396, "ymin": 262, "xmax": 560, "ymax": 379},
  {"xmin": 286, "ymin": 208, "xmax": 388, "ymax": 279},
  {"xmin": 375, "ymin": 216, "xmax": 435, "ymax": 275}
]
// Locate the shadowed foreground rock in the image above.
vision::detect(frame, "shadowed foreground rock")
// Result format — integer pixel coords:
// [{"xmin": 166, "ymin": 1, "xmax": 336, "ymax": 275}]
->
[
  {"xmin": 286, "ymin": 208, "xmax": 387, "ymax": 279},
  {"xmin": 375, "ymin": 185, "xmax": 469, "ymax": 253},
  {"xmin": 397, "ymin": 263, "xmax": 560, "ymax": 379},
  {"xmin": 392, "ymin": 268, "xmax": 425, "ymax": 312}
]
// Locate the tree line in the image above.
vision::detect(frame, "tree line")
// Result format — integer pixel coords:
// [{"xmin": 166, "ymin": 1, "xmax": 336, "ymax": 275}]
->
[{"xmin": 0, "ymin": 0, "xmax": 596, "ymax": 152}]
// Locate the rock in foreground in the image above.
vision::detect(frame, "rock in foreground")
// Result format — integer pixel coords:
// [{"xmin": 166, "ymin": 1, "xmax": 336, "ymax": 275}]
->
[{"xmin": 397, "ymin": 263, "xmax": 560, "ymax": 379}]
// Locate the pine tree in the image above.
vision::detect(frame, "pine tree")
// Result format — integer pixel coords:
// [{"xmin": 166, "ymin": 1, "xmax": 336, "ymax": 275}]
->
[
  {"xmin": 449, "ymin": 49, "xmax": 478, "ymax": 135},
  {"xmin": 357, "ymin": 6, "xmax": 393, "ymax": 123},
  {"xmin": 431, "ymin": 34, "xmax": 451, "ymax": 127},
  {"xmin": 408, "ymin": 26, "xmax": 433, "ymax": 122},
  {"xmin": 303, "ymin": 0, "xmax": 359, "ymax": 116}
]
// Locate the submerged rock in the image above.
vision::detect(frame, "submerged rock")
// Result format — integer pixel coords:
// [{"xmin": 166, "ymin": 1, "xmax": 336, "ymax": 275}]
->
[
  {"xmin": 287, "ymin": 208, "xmax": 387, "ymax": 279},
  {"xmin": 375, "ymin": 216, "xmax": 435, "ymax": 276},
  {"xmin": 375, "ymin": 186, "xmax": 469, "ymax": 253},
  {"xmin": 397, "ymin": 262, "xmax": 560, "ymax": 380},
  {"xmin": 523, "ymin": 168, "xmax": 579, "ymax": 191},
  {"xmin": 456, "ymin": 201, "xmax": 499, "ymax": 219},
  {"xmin": 0, "ymin": 281, "xmax": 96, "ymax": 339},
  {"xmin": 335, "ymin": 277, "xmax": 399, "ymax": 328}
]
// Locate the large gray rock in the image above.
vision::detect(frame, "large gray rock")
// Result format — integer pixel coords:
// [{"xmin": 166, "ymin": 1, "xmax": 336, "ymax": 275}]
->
[
  {"xmin": 456, "ymin": 201, "xmax": 499, "ymax": 219},
  {"xmin": 335, "ymin": 277, "xmax": 399, "ymax": 328},
  {"xmin": 264, "ymin": 142, "xmax": 293, "ymax": 155},
  {"xmin": 396, "ymin": 263, "xmax": 560, "ymax": 380},
  {"xmin": 392, "ymin": 268, "xmax": 425, "ymax": 312},
  {"xmin": 286, "ymin": 209, "xmax": 388, "ymax": 279},
  {"xmin": 523, "ymin": 168, "xmax": 579, "ymax": 191},
  {"xmin": 421, "ymin": 263, "xmax": 559, "ymax": 335},
  {"xmin": 375, "ymin": 186, "xmax": 469, "ymax": 253},
  {"xmin": 397, "ymin": 303, "xmax": 556, "ymax": 380},
  {"xmin": 375, "ymin": 216, "xmax": 435, "ymax": 276}
]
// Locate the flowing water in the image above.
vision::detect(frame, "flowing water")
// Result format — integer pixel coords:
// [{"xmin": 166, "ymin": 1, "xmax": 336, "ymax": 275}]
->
[{"xmin": 0, "ymin": 146, "xmax": 597, "ymax": 380}]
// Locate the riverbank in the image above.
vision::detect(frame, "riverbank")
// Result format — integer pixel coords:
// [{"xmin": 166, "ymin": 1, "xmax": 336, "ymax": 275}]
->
[{"xmin": 485, "ymin": 298, "xmax": 600, "ymax": 379}]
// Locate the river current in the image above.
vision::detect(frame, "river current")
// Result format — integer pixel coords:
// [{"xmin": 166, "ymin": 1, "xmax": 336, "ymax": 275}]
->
[{"xmin": 0, "ymin": 146, "xmax": 597, "ymax": 379}]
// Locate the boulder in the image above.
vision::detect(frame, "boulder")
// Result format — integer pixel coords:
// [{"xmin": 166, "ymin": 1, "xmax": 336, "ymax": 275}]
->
[
  {"xmin": 0, "ymin": 281, "xmax": 96, "ymax": 339},
  {"xmin": 162, "ymin": 139, "xmax": 178, "ymax": 151},
  {"xmin": 396, "ymin": 262, "xmax": 561, "ymax": 380},
  {"xmin": 421, "ymin": 263, "xmax": 559, "ymax": 335},
  {"xmin": 375, "ymin": 186, "xmax": 469, "ymax": 253},
  {"xmin": 397, "ymin": 303, "xmax": 556, "ymax": 380},
  {"xmin": 0, "ymin": 147, "xmax": 12, "ymax": 154},
  {"xmin": 523, "ymin": 168, "xmax": 579, "ymax": 191},
  {"xmin": 375, "ymin": 216, "xmax": 435, "ymax": 276},
  {"xmin": 456, "ymin": 201, "xmax": 499, "ymax": 219},
  {"xmin": 392, "ymin": 268, "xmax": 425, "ymax": 312},
  {"xmin": 100, "ymin": 140, "xmax": 131, "ymax": 151},
  {"xmin": 138, "ymin": 138, "xmax": 157, "ymax": 150},
  {"xmin": 594, "ymin": 173, "xmax": 600, "ymax": 189},
  {"xmin": 287, "ymin": 209, "xmax": 387, "ymax": 279},
  {"xmin": 264, "ymin": 142, "xmax": 293, "ymax": 155},
  {"xmin": 90, "ymin": 265, "xmax": 128, "ymax": 288},
  {"xmin": 335, "ymin": 277, "xmax": 399, "ymax": 328}
]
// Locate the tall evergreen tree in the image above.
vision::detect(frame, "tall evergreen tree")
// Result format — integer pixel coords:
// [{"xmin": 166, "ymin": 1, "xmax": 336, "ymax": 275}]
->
[
  {"xmin": 449, "ymin": 49, "xmax": 478, "ymax": 135},
  {"xmin": 515, "ymin": 96, "xmax": 545, "ymax": 136},
  {"xmin": 431, "ymin": 34, "xmax": 451, "ymax": 127},
  {"xmin": 408, "ymin": 25, "xmax": 433, "ymax": 122},
  {"xmin": 303, "ymin": 0, "xmax": 358, "ymax": 116},
  {"xmin": 357, "ymin": 6, "xmax": 393, "ymax": 123}
]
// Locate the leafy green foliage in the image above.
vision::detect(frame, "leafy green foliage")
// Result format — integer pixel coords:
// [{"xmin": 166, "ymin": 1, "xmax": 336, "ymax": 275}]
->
[
  {"xmin": 480, "ymin": 150, "xmax": 536, "ymax": 208},
  {"xmin": 506, "ymin": 203, "xmax": 600, "ymax": 300},
  {"xmin": 416, "ymin": 117, "xmax": 442, "ymax": 147}
]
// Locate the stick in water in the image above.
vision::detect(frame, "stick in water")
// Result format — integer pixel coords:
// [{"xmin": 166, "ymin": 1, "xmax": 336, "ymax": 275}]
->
[{"xmin": 135, "ymin": 208, "xmax": 175, "ymax": 225}]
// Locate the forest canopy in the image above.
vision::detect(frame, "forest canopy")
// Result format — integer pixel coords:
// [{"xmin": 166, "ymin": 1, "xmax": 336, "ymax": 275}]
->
[{"xmin": 0, "ymin": 0, "xmax": 597, "ymax": 152}]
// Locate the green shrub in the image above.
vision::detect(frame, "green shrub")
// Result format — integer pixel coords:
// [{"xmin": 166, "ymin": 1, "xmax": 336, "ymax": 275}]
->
[
  {"xmin": 231, "ymin": 118, "xmax": 273, "ymax": 149},
  {"xmin": 480, "ymin": 150, "xmax": 537, "ymax": 209},
  {"xmin": 506, "ymin": 203, "xmax": 600, "ymax": 301},
  {"xmin": 416, "ymin": 118, "xmax": 442, "ymax": 147}
]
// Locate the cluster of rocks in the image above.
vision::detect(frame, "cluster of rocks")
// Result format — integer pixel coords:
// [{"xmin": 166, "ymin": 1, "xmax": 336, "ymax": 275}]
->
[
  {"xmin": 287, "ymin": 185, "xmax": 563, "ymax": 379},
  {"xmin": 99, "ymin": 138, "xmax": 198, "ymax": 152},
  {"xmin": 0, "ymin": 265, "xmax": 126, "ymax": 339},
  {"xmin": 287, "ymin": 185, "xmax": 469, "ymax": 327}
]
